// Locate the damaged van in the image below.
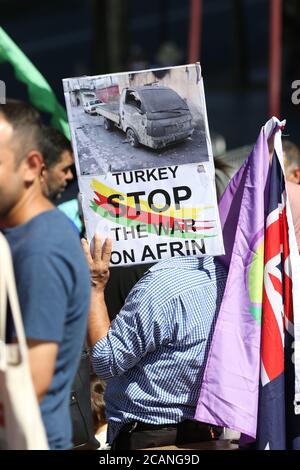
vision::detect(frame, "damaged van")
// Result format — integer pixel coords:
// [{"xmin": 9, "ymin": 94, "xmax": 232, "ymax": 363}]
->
[{"xmin": 96, "ymin": 85, "xmax": 194, "ymax": 149}]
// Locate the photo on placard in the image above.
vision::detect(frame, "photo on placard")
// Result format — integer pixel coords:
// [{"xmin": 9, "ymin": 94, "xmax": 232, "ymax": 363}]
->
[
  {"xmin": 63, "ymin": 64, "xmax": 211, "ymax": 176},
  {"xmin": 63, "ymin": 64, "xmax": 224, "ymax": 266}
]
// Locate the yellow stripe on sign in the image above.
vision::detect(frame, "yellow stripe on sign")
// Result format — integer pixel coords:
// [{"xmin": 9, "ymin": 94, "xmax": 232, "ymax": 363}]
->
[{"xmin": 91, "ymin": 178, "xmax": 214, "ymax": 219}]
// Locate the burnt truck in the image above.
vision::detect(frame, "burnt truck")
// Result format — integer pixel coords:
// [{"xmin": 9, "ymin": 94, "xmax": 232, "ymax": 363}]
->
[{"xmin": 96, "ymin": 85, "xmax": 194, "ymax": 149}]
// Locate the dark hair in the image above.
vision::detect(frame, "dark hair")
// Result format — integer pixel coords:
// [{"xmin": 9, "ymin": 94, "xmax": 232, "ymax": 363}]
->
[
  {"xmin": 37, "ymin": 125, "xmax": 72, "ymax": 169},
  {"xmin": 0, "ymin": 99, "xmax": 42, "ymax": 164},
  {"xmin": 90, "ymin": 375, "xmax": 106, "ymax": 432}
]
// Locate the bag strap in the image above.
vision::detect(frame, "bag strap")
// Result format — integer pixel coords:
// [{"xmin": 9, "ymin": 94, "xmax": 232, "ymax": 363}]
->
[
  {"xmin": 0, "ymin": 233, "xmax": 28, "ymax": 360},
  {"xmin": 0, "ymin": 235, "xmax": 7, "ymax": 340}
]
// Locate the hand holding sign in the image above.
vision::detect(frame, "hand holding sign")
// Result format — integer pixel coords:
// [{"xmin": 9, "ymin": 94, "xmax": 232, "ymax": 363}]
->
[{"xmin": 81, "ymin": 234, "xmax": 112, "ymax": 292}]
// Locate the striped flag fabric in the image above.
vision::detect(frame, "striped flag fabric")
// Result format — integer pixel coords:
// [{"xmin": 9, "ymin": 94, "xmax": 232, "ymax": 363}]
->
[
  {"xmin": 194, "ymin": 119, "xmax": 272, "ymax": 438},
  {"xmin": 257, "ymin": 152, "xmax": 300, "ymax": 449},
  {"xmin": 256, "ymin": 151, "xmax": 289, "ymax": 449},
  {"xmin": 195, "ymin": 117, "xmax": 300, "ymax": 445}
]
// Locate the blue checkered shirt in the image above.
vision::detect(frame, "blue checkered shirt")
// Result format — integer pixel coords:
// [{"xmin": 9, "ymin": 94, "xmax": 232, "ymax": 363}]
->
[{"xmin": 91, "ymin": 255, "xmax": 227, "ymax": 444}]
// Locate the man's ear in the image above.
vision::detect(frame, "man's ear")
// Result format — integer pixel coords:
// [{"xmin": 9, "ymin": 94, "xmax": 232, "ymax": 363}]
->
[
  {"xmin": 40, "ymin": 163, "xmax": 47, "ymax": 182},
  {"xmin": 293, "ymin": 168, "xmax": 300, "ymax": 184},
  {"xmin": 23, "ymin": 150, "xmax": 44, "ymax": 184}
]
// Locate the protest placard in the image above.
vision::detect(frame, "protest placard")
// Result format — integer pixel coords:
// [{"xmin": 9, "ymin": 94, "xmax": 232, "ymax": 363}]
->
[{"xmin": 63, "ymin": 63, "xmax": 224, "ymax": 265}]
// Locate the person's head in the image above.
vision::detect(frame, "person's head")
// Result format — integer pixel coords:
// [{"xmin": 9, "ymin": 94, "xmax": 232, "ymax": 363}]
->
[
  {"xmin": 39, "ymin": 126, "xmax": 74, "ymax": 201},
  {"xmin": 0, "ymin": 100, "xmax": 44, "ymax": 224},
  {"xmin": 282, "ymin": 139, "xmax": 300, "ymax": 184},
  {"xmin": 90, "ymin": 375, "xmax": 106, "ymax": 433}
]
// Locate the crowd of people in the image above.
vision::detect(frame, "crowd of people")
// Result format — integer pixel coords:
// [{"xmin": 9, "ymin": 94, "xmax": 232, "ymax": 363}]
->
[{"xmin": 1, "ymin": 99, "xmax": 300, "ymax": 450}]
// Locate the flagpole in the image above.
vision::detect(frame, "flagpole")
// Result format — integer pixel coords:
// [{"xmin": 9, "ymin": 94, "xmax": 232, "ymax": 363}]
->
[
  {"xmin": 269, "ymin": 0, "xmax": 282, "ymax": 118},
  {"xmin": 188, "ymin": 0, "xmax": 203, "ymax": 63}
]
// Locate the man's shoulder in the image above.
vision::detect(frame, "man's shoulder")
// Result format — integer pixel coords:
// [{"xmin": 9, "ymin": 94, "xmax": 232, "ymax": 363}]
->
[
  {"xmin": 135, "ymin": 256, "xmax": 227, "ymax": 300},
  {"xmin": 28, "ymin": 209, "xmax": 78, "ymax": 238},
  {"xmin": 7, "ymin": 209, "xmax": 78, "ymax": 249},
  {"xmin": 5, "ymin": 209, "xmax": 84, "ymax": 268},
  {"xmin": 148, "ymin": 255, "xmax": 226, "ymax": 278},
  {"xmin": 149, "ymin": 255, "xmax": 201, "ymax": 272}
]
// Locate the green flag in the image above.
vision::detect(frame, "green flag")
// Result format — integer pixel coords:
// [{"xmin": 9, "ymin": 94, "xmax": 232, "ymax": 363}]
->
[{"xmin": 0, "ymin": 27, "xmax": 70, "ymax": 139}]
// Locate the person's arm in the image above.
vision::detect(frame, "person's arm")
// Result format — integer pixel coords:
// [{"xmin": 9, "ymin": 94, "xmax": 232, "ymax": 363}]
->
[
  {"xmin": 81, "ymin": 234, "xmax": 112, "ymax": 347},
  {"xmin": 82, "ymin": 235, "xmax": 171, "ymax": 380},
  {"xmin": 13, "ymin": 252, "xmax": 75, "ymax": 402},
  {"xmin": 27, "ymin": 340, "xmax": 58, "ymax": 402}
]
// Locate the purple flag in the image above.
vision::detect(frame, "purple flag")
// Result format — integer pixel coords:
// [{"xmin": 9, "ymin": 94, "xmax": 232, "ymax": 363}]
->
[{"xmin": 195, "ymin": 119, "xmax": 282, "ymax": 438}]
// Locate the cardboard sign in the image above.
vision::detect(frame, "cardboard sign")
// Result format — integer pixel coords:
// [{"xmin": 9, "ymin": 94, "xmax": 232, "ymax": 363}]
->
[{"xmin": 63, "ymin": 63, "xmax": 224, "ymax": 265}]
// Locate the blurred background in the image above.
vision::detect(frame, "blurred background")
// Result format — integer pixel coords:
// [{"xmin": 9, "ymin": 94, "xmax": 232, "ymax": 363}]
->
[{"xmin": 1, "ymin": 0, "xmax": 299, "ymax": 151}]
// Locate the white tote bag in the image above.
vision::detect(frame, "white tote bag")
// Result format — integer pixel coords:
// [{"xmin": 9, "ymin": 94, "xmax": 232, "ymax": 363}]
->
[{"xmin": 0, "ymin": 233, "xmax": 49, "ymax": 450}]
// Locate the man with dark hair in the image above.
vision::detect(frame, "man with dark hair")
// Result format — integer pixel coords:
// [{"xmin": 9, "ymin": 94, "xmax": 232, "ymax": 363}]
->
[
  {"xmin": 0, "ymin": 100, "xmax": 90, "ymax": 449},
  {"xmin": 0, "ymin": 98, "xmax": 41, "ymax": 127},
  {"xmin": 39, "ymin": 125, "xmax": 74, "ymax": 201}
]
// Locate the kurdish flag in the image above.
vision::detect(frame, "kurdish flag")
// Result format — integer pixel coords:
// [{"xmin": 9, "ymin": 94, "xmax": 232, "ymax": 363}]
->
[
  {"xmin": 195, "ymin": 117, "xmax": 295, "ymax": 439},
  {"xmin": 0, "ymin": 27, "xmax": 70, "ymax": 139}
]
